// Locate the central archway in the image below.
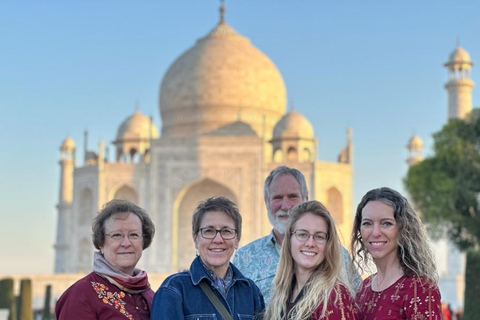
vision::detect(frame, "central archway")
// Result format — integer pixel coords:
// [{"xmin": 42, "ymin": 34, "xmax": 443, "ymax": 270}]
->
[{"xmin": 174, "ymin": 178, "xmax": 237, "ymax": 271}]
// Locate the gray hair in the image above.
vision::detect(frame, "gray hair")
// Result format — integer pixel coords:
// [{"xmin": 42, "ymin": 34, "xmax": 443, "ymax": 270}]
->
[
  {"xmin": 192, "ymin": 196, "xmax": 242, "ymax": 240},
  {"xmin": 264, "ymin": 166, "xmax": 308, "ymax": 204},
  {"xmin": 92, "ymin": 199, "xmax": 155, "ymax": 250}
]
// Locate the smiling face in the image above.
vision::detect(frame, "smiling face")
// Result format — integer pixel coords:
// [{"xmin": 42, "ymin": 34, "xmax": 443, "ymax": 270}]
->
[
  {"xmin": 267, "ymin": 174, "xmax": 304, "ymax": 235},
  {"xmin": 291, "ymin": 212, "xmax": 328, "ymax": 277},
  {"xmin": 360, "ymin": 200, "xmax": 399, "ymax": 264},
  {"xmin": 194, "ymin": 210, "xmax": 239, "ymax": 278},
  {"xmin": 101, "ymin": 212, "xmax": 143, "ymax": 275}
]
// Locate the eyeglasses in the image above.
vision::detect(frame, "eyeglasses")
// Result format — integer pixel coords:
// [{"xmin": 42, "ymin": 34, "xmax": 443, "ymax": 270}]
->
[
  {"xmin": 105, "ymin": 232, "xmax": 144, "ymax": 242},
  {"xmin": 199, "ymin": 228, "xmax": 237, "ymax": 240},
  {"xmin": 292, "ymin": 229, "xmax": 328, "ymax": 244}
]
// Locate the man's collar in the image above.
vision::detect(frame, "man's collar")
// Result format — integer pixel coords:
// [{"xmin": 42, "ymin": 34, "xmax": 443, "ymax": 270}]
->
[{"xmin": 269, "ymin": 230, "xmax": 282, "ymax": 254}]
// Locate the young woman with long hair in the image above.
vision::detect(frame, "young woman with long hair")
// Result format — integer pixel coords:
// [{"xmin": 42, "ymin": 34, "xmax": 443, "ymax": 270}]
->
[
  {"xmin": 264, "ymin": 200, "xmax": 358, "ymax": 320},
  {"xmin": 351, "ymin": 187, "xmax": 441, "ymax": 319}
]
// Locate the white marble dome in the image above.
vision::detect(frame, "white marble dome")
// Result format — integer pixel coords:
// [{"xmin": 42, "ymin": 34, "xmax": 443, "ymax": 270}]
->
[
  {"xmin": 160, "ymin": 20, "xmax": 287, "ymax": 139},
  {"xmin": 272, "ymin": 110, "xmax": 314, "ymax": 140},
  {"xmin": 448, "ymin": 46, "xmax": 472, "ymax": 64},
  {"xmin": 445, "ymin": 46, "xmax": 474, "ymax": 71},
  {"xmin": 116, "ymin": 110, "xmax": 159, "ymax": 141},
  {"xmin": 407, "ymin": 134, "xmax": 423, "ymax": 152},
  {"xmin": 60, "ymin": 136, "xmax": 76, "ymax": 152}
]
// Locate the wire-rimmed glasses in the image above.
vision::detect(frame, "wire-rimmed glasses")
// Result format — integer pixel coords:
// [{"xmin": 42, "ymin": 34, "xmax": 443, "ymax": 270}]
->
[{"xmin": 291, "ymin": 229, "xmax": 328, "ymax": 244}]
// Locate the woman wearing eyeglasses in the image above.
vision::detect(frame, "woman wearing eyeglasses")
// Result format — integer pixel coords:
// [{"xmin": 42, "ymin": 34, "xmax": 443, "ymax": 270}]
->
[
  {"xmin": 264, "ymin": 200, "xmax": 358, "ymax": 320},
  {"xmin": 151, "ymin": 196, "xmax": 264, "ymax": 320},
  {"xmin": 55, "ymin": 199, "xmax": 156, "ymax": 320}
]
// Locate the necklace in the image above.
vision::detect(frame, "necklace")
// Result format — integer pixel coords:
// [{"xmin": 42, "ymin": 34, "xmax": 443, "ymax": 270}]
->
[
  {"xmin": 373, "ymin": 268, "xmax": 404, "ymax": 292},
  {"xmin": 370, "ymin": 277, "xmax": 383, "ymax": 299}
]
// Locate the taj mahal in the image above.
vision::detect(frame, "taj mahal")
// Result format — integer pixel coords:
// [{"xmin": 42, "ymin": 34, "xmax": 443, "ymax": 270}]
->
[
  {"xmin": 54, "ymin": 7, "xmax": 354, "ymax": 275},
  {"xmin": 52, "ymin": 5, "xmax": 473, "ymax": 311}
]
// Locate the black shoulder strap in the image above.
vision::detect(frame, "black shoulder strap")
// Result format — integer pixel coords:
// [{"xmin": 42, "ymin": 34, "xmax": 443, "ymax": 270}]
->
[{"xmin": 198, "ymin": 280, "xmax": 234, "ymax": 320}]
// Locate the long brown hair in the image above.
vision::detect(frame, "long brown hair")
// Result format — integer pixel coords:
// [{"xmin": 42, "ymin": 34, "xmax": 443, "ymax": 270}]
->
[{"xmin": 351, "ymin": 187, "xmax": 438, "ymax": 285}]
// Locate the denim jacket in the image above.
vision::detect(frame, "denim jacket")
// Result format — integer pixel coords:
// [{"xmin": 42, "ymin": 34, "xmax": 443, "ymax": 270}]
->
[{"xmin": 150, "ymin": 256, "xmax": 265, "ymax": 320}]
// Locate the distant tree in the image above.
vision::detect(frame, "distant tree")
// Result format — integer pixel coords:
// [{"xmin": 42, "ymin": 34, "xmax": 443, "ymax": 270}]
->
[{"xmin": 405, "ymin": 109, "xmax": 480, "ymax": 320}]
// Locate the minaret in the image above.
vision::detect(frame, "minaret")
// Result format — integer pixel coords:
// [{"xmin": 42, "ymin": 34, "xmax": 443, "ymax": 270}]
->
[
  {"xmin": 54, "ymin": 136, "xmax": 75, "ymax": 273},
  {"xmin": 338, "ymin": 128, "xmax": 353, "ymax": 164},
  {"xmin": 444, "ymin": 45, "xmax": 475, "ymax": 120},
  {"xmin": 406, "ymin": 134, "xmax": 423, "ymax": 166}
]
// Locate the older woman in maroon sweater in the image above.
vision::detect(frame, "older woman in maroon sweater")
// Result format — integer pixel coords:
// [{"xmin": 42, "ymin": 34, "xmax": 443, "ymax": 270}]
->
[{"xmin": 55, "ymin": 199, "xmax": 155, "ymax": 320}]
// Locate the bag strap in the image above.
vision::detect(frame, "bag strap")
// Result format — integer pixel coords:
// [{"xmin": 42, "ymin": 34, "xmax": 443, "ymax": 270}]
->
[{"xmin": 198, "ymin": 280, "xmax": 234, "ymax": 320}]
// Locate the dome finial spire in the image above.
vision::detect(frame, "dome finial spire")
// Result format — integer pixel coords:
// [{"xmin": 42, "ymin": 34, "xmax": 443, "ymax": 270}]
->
[
  {"xmin": 219, "ymin": 0, "xmax": 225, "ymax": 23},
  {"xmin": 456, "ymin": 37, "xmax": 461, "ymax": 48},
  {"xmin": 289, "ymin": 97, "xmax": 295, "ymax": 111},
  {"xmin": 135, "ymin": 100, "xmax": 140, "ymax": 112}
]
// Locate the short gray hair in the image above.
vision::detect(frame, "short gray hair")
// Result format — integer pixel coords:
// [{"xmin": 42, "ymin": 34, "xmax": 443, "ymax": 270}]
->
[
  {"xmin": 92, "ymin": 199, "xmax": 155, "ymax": 250},
  {"xmin": 192, "ymin": 196, "xmax": 242, "ymax": 240},
  {"xmin": 264, "ymin": 166, "xmax": 308, "ymax": 204}
]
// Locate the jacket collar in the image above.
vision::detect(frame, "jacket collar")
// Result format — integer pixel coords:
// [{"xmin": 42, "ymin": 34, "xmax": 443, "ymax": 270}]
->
[{"xmin": 189, "ymin": 256, "xmax": 251, "ymax": 286}]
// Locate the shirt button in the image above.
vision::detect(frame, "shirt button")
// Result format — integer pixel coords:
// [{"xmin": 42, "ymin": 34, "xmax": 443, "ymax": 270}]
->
[{"xmin": 136, "ymin": 307, "xmax": 139, "ymax": 310}]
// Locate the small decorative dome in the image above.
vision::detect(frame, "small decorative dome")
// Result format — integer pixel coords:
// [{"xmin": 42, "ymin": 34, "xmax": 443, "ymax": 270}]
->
[
  {"xmin": 445, "ymin": 46, "xmax": 473, "ymax": 70},
  {"xmin": 116, "ymin": 110, "xmax": 159, "ymax": 141},
  {"xmin": 60, "ymin": 136, "xmax": 76, "ymax": 152},
  {"xmin": 448, "ymin": 46, "xmax": 472, "ymax": 64},
  {"xmin": 272, "ymin": 110, "xmax": 314, "ymax": 140},
  {"xmin": 159, "ymin": 19, "xmax": 286, "ymax": 139},
  {"xmin": 407, "ymin": 134, "xmax": 423, "ymax": 152}
]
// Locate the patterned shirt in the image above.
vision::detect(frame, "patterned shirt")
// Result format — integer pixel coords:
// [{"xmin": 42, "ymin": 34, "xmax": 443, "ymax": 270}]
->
[
  {"xmin": 233, "ymin": 231, "xmax": 280, "ymax": 304},
  {"xmin": 233, "ymin": 230, "xmax": 361, "ymax": 305},
  {"xmin": 356, "ymin": 274, "xmax": 442, "ymax": 320},
  {"xmin": 199, "ymin": 257, "xmax": 234, "ymax": 296}
]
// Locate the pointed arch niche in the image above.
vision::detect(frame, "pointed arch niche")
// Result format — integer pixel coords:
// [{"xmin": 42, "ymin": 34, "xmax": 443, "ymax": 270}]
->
[
  {"xmin": 326, "ymin": 187, "xmax": 343, "ymax": 224},
  {"xmin": 174, "ymin": 178, "xmax": 237, "ymax": 271},
  {"xmin": 112, "ymin": 185, "xmax": 138, "ymax": 204},
  {"xmin": 79, "ymin": 188, "xmax": 93, "ymax": 225},
  {"xmin": 78, "ymin": 237, "xmax": 92, "ymax": 273},
  {"xmin": 287, "ymin": 147, "xmax": 298, "ymax": 161}
]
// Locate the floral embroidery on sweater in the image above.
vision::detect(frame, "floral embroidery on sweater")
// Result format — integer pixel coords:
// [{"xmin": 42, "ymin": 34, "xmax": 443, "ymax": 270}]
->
[{"xmin": 91, "ymin": 282, "xmax": 133, "ymax": 320}]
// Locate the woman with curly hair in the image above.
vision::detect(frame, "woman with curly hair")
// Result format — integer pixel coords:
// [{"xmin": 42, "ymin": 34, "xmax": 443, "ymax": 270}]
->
[
  {"xmin": 351, "ymin": 187, "xmax": 442, "ymax": 320},
  {"xmin": 264, "ymin": 200, "xmax": 358, "ymax": 320}
]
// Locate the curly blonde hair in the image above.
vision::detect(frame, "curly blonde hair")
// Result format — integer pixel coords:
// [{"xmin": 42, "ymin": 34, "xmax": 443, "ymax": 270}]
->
[
  {"xmin": 264, "ymin": 201, "xmax": 354, "ymax": 320},
  {"xmin": 350, "ymin": 187, "xmax": 438, "ymax": 285}
]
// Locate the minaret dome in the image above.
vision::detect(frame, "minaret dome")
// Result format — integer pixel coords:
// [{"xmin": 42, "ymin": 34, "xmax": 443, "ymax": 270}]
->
[{"xmin": 444, "ymin": 45, "xmax": 475, "ymax": 120}]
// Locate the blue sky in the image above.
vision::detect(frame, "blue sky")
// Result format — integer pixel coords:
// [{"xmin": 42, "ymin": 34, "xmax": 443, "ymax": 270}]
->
[{"xmin": 1, "ymin": 1, "xmax": 479, "ymax": 274}]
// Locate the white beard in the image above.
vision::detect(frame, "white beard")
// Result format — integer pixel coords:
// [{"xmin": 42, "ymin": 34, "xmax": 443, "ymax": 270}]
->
[{"xmin": 268, "ymin": 209, "xmax": 290, "ymax": 235}]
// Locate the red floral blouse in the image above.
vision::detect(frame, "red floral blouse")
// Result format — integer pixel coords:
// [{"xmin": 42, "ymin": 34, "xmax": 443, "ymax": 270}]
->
[
  {"xmin": 356, "ymin": 274, "xmax": 442, "ymax": 320},
  {"xmin": 55, "ymin": 272, "xmax": 153, "ymax": 320}
]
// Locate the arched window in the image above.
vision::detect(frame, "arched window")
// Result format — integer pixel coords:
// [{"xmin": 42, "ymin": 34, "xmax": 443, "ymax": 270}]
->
[
  {"xmin": 302, "ymin": 148, "xmax": 311, "ymax": 163},
  {"xmin": 327, "ymin": 187, "xmax": 343, "ymax": 224},
  {"xmin": 78, "ymin": 238, "xmax": 92, "ymax": 273},
  {"xmin": 79, "ymin": 188, "xmax": 93, "ymax": 225},
  {"xmin": 113, "ymin": 185, "xmax": 138, "ymax": 204},
  {"xmin": 287, "ymin": 147, "xmax": 297, "ymax": 161},
  {"xmin": 176, "ymin": 179, "xmax": 237, "ymax": 271}
]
